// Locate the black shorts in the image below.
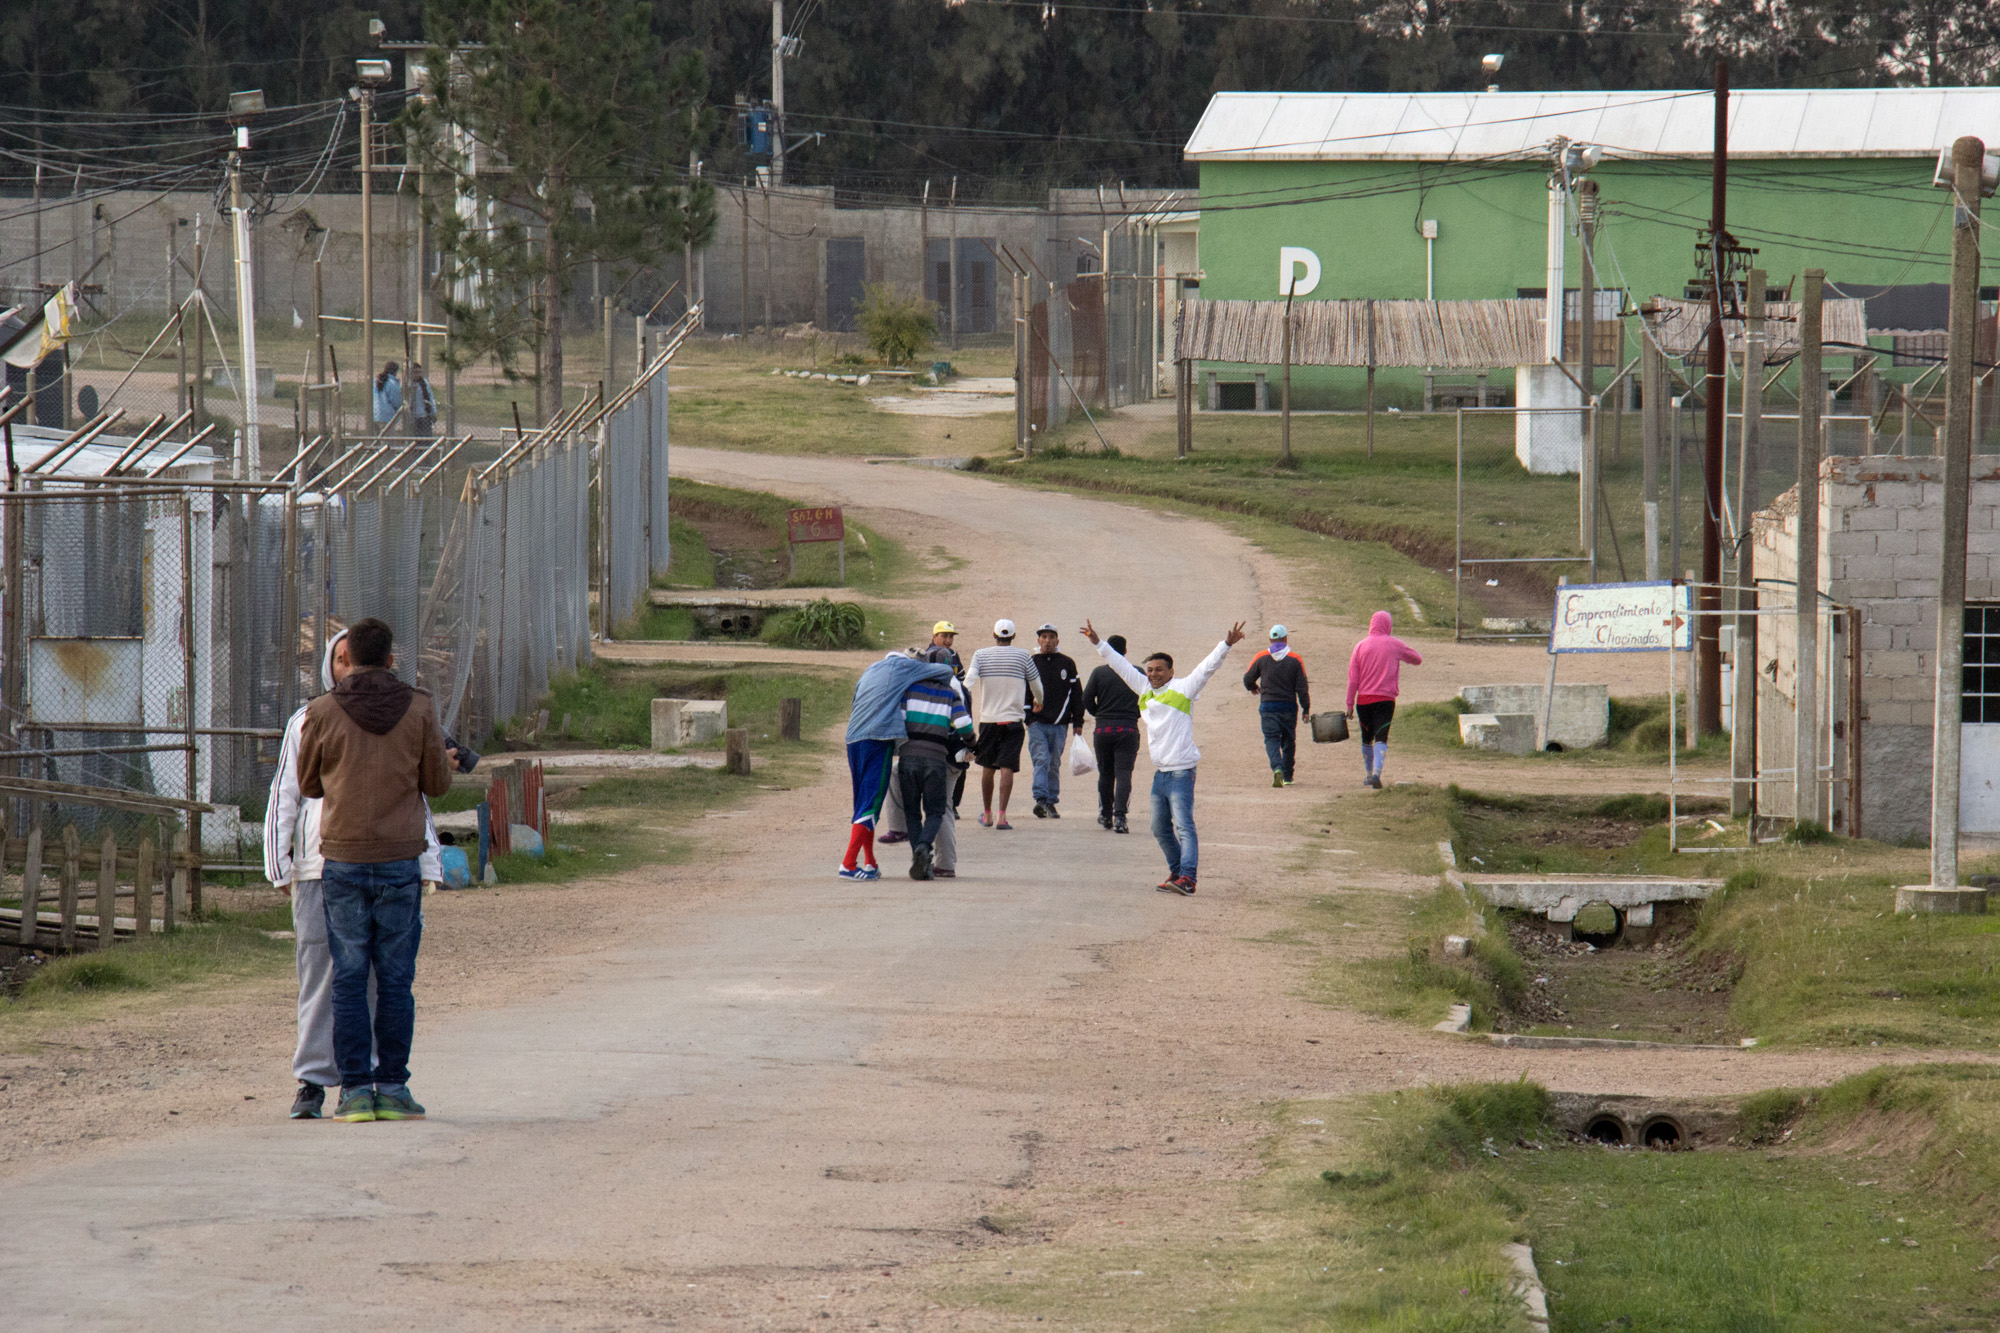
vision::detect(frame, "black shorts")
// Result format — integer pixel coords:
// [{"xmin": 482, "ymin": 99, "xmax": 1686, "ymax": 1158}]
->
[
  {"xmin": 974, "ymin": 721, "xmax": 1026, "ymax": 772},
  {"xmin": 1356, "ymin": 699, "xmax": 1396, "ymax": 745}
]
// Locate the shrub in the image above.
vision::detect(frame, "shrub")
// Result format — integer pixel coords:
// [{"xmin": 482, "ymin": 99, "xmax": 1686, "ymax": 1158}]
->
[
  {"xmin": 768, "ymin": 598, "xmax": 867, "ymax": 649},
  {"xmin": 857, "ymin": 285, "xmax": 936, "ymax": 366}
]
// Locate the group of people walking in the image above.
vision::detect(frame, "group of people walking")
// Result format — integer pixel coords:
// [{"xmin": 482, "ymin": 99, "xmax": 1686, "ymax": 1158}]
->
[
  {"xmin": 841, "ymin": 609, "xmax": 1422, "ymax": 896},
  {"xmin": 264, "ymin": 619, "xmax": 456, "ymax": 1124}
]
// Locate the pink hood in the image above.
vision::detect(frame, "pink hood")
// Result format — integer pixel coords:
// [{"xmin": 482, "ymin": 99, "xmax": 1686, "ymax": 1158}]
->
[{"xmin": 1347, "ymin": 611, "xmax": 1423, "ymax": 709}]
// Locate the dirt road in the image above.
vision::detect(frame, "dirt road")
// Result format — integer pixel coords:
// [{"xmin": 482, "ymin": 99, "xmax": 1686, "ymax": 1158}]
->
[{"xmin": 0, "ymin": 453, "xmax": 1954, "ymax": 1329}]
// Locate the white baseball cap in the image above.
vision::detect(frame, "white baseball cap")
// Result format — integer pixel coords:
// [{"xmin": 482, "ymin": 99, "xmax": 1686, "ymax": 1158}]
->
[
  {"xmin": 1269, "ymin": 624, "xmax": 1289, "ymax": 640},
  {"xmin": 994, "ymin": 618, "xmax": 1016, "ymax": 638},
  {"xmin": 1036, "ymin": 622, "xmax": 1059, "ymax": 634}
]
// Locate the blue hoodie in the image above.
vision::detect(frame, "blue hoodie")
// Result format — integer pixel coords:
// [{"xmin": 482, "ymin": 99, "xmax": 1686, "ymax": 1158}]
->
[{"xmin": 847, "ymin": 654, "xmax": 953, "ymax": 743}]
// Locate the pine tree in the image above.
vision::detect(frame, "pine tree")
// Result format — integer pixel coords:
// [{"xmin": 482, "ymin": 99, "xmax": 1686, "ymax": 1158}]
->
[{"xmin": 408, "ymin": 0, "xmax": 716, "ymax": 420}]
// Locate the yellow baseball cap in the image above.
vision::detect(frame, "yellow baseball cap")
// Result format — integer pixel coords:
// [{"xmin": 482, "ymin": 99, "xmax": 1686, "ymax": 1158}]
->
[{"xmin": 933, "ymin": 621, "xmax": 958, "ymax": 635}]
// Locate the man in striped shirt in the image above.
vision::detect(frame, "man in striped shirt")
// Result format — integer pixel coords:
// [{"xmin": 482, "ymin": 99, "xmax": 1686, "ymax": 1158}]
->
[
  {"xmin": 963, "ymin": 619, "xmax": 1044, "ymax": 830},
  {"xmin": 897, "ymin": 672, "xmax": 975, "ymax": 880}
]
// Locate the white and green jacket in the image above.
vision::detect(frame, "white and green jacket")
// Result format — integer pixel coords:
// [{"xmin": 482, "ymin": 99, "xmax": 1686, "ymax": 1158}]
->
[{"xmin": 1095, "ymin": 638, "xmax": 1233, "ymax": 772}]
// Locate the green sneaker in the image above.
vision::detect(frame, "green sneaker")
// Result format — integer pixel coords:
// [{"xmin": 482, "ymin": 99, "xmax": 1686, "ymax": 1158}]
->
[
  {"xmin": 372, "ymin": 1088, "xmax": 427, "ymax": 1121},
  {"xmin": 1272, "ymin": 770, "xmax": 1285, "ymax": 788},
  {"xmin": 332, "ymin": 1088, "xmax": 377, "ymax": 1122}
]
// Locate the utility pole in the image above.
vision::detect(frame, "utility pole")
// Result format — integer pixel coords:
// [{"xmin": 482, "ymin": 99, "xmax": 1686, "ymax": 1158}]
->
[
  {"xmin": 1922, "ymin": 136, "xmax": 1987, "ymax": 905},
  {"xmin": 762, "ymin": 173, "xmax": 774, "ymax": 330},
  {"xmin": 359, "ymin": 77, "xmax": 379, "ymax": 435},
  {"xmin": 948, "ymin": 177, "xmax": 959, "ymax": 350},
  {"xmin": 1733, "ymin": 267, "xmax": 1766, "ymax": 818},
  {"xmin": 227, "ymin": 109, "xmax": 262, "ymax": 478},
  {"xmin": 770, "ymin": 0, "xmax": 786, "ymax": 186},
  {"xmin": 741, "ymin": 181, "xmax": 752, "ymax": 336},
  {"xmin": 1579, "ymin": 178, "xmax": 1599, "ymax": 581},
  {"xmin": 920, "ymin": 179, "xmax": 930, "ymax": 310},
  {"xmin": 1641, "ymin": 310, "xmax": 1662, "ymax": 579},
  {"xmin": 1795, "ymin": 269, "xmax": 1824, "ymax": 828},
  {"xmin": 1699, "ymin": 58, "xmax": 1729, "ymax": 736}
]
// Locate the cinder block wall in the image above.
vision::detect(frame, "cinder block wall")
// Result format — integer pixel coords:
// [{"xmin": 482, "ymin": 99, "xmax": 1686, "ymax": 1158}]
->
[{"xmin": 1754, "ymin": 456, "xmax": 2000, "ymax": 842}]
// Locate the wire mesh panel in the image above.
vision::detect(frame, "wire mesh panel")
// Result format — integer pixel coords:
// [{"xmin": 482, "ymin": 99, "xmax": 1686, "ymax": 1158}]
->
[{"xmin": 1453, "ymin": 406, "xmax": 1594, "ymax": 639}]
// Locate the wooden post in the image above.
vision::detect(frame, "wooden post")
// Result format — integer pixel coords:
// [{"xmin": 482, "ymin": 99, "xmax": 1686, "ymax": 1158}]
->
[
  {"xmin": 17, "ymin": 823, "xmax": 41, "ymax": 946},
  {"xmin": 95, "ymin": 829, "xmax": 117, "ymax": 950},
  {"xmin": 169, "ymin": 824, "xmax": 188, "ymax": 930},
  {"xmin": 779, "ymin": 697, "xmax": 802, "ymax": 741},
  {"xmin": 59, "ymin": 823, "xmax": 79, "ymax": 951},
  {"xmin": 725, "ymin": 727, "xmax": 752, "ymax": 775},
  {"xmin": 135, "ymin": 836, "xmax": 155, "ymax": 942},
  {"xmin": 1365, "ymin": 298, "xmax": 1377, "ymax": 461}
]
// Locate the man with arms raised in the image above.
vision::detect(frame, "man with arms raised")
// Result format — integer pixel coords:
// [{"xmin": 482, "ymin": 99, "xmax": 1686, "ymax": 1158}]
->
[{"xmin": 1079, "ymin": 618, "xmax": 1246, "ymax": 895}]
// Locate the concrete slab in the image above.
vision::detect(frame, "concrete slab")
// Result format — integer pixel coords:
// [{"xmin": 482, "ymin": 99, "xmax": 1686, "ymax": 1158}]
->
[
  {"xmin": 1459, "ymin": 682, "xmax": 1610, "ymax": 748},
  {"xmin": 1458, "ymin": 711, "xmax": 1538, "ymax": 754},
  {"xmin": 1895, "ymin": 885, "xmax": 1988, "ymax": 914},
  {"xmin": 1465, "ymin": 875, "xmax": 1723, "ymax": 912}
]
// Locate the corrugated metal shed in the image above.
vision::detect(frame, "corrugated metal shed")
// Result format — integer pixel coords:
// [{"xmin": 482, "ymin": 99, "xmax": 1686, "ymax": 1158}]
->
[
  {"xmin": 1174, "ymin": 299, "xmax": 1543, "ymax": 368},
  {"xmin": 1185, "ymin": 88, "xmax": 2000, "ymax": 162}
]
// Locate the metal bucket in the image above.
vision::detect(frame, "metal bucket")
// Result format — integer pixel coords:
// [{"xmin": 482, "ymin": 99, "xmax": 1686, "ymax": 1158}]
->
[{"xmin": 1310, "ymin": 711, "xmax": 1349, "ymax": 743}]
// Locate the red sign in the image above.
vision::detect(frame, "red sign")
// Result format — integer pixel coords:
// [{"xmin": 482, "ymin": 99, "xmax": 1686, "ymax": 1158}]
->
[{"xmin": 787, "ymin": 505, "xmax": 845, "ymax": 544}]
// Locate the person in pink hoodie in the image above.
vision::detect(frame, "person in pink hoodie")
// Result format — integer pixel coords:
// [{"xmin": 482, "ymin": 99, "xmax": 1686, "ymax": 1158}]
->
[{"xmin": 1345, "ymin": 611, "xmax": 1423, "ymax": 789}]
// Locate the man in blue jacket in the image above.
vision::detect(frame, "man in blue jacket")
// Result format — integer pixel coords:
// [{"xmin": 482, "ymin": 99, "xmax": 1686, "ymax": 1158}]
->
[{"xmin": 842, "ymin": 651, "xmax": 954, "ymax": 879}]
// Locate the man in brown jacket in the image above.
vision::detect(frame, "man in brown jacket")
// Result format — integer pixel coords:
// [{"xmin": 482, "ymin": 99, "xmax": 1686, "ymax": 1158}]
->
[{"xmin": 298, "ymin": 617, "xmax": 452, "ymax": 1123}]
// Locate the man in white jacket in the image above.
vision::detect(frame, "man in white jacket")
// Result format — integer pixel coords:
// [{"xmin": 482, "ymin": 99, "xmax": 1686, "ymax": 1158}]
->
[
  {"xmin": 264, "ymin": 629, "xmax": 442, "ymax": 1119},
  {"xmin": 1080, "ymin": 618, "xmax": 1245, "ymax": 896}
]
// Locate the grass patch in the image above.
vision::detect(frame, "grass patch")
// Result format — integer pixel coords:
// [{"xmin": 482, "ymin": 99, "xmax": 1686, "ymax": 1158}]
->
[
  {"xmin": 765, "ymin": 598, "xmax": 868, "ymax": 649},
  {"xmin": 532, "ymin": 662, "xmax": 850, "ymax": 751},
  {"xmin": 660, "ymin": 515, "xmax": 716, "ymax": 588},
  {"xmin": 667, "ymin": 477, "xmax": 903, "ymax": 591},
  {"xmin": 1697, "ymin": 867, "xmax": 2000, "ymax": 1048},
  {"xmin": 2, "ymin": 906, "xmax": 293, "ymax": 1024}
]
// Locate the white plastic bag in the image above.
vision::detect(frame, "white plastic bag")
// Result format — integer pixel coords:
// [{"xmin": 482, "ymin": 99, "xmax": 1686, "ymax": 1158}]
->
[{"xmin": 1069, "ymin": 733, "xmax": 1097, "ymax": 776}]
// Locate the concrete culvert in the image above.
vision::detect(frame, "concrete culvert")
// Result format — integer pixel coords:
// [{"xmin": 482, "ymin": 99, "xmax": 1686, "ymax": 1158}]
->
[
  {"xmin": 1572, "ymin": 901, "xmax": 1622, "ymax": 948},
  {"xmin": 1583, "ymin": 1114, "xmax": 1629, "ymax": 1146},
  {"xmin": 1641, "ymin": 1115, "xmax": 1686, "ymax": 1150}
]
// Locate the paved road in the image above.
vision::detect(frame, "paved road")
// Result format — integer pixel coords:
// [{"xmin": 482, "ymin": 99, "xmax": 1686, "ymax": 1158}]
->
[
  {"xmin": 4, "ymin": 450, "xmax": 1927, "ymax": 1329},
  {"xmin": 1, "ymin": 449, "xmax": 1270, "ymax": 1329}
]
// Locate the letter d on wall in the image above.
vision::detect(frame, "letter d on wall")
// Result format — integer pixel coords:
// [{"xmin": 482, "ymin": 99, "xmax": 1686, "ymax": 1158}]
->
[{"xmin": 1279, "ymin": 246, "xmax": 1320, "ymax": 297}]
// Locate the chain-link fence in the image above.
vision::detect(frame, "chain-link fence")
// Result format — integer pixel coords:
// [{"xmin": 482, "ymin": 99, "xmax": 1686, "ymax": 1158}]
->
[
  {"xmin": 598, "ymin": 316, "xmax": 684, "ymax": 634},
  {"xmin": 1454, "ymin": 406, "xmax": 1596, "ymax": 638}
]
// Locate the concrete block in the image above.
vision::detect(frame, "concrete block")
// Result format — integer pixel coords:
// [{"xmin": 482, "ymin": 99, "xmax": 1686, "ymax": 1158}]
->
[
  {"xmin": 1837, "ymin": 553, "xmax": 1896, "ymax": 581},
  {"xmin": 1458, "ymin": 684, "xmax": 1609, "ymax": 749},
  {"xmin": 1870, "ymin": 482, "xmax": 1922, "ymax": 508},
  {"xmin": 1468, "ymin": 877, "xmax": 1721, "ymax": 912},
  {"xmin": 1825, "ymin": 531, "xmax": 1877, "ymax": 558},
  {"xmin": 1896, "ymin": 580, "xmax": 1941, "ymax": 599},
  {"xmin": 1442, "ymin": 935, "xmax": 1473, "ymax": 959},
  {"xmin": 651, "ymin": 697, "xmax": 729, "ymax": 749},
  {"xmin": 1898, "ymin": 505, "xmax": 1943, "ymax": 531},
  {"xmin": 1843, "ymin": 580, "xmax": 1898, "ymax": 599},
  {"xmin": 1892, "ymin": 554, "xmax": 1939, "ymax": 580},
  {"xmin": 1864, "ymin": 650, "xmax": 1921, "ymax": 678},
  {"xmin": 1875, "ymin": 529, "xmax": 1919, "ymax": 556},
  {"xmin": 1458, "ymin": 711, "xmax": 1539, "ymax": 754},
  {"xmin": 1870, "ymin": 601, "xmax": 1921, "ymax": 626},
  {"xmin": 1861, "ymin": 624, "xmax": 1892, "ymax": 651},
  {"xmin": 1916, "ymin": 530, "xmax": 1942, "ymax": 557},
  {"xmin": 1843, "ymin": 506, "xmax": 1900, "ymax": 531}
]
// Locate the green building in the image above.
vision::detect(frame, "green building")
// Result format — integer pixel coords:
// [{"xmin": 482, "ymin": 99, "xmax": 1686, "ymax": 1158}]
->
[{"xmin": 1176, "ymin": 89, "xmax": 1999, "ymax": 409}]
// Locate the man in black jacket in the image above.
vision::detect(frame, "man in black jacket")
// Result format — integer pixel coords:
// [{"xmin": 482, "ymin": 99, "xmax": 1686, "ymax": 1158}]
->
[
  {"xmin": 1082, "ymin": 633, "xmax": 1141, "ymax": 832},
  {"xmin": 1026, "ymin": 623, "xmax": 1083, "ymax": 819},
  {"xmin": 1243, "ymin": 623, "xmax": 1311, "ymax": 787}
]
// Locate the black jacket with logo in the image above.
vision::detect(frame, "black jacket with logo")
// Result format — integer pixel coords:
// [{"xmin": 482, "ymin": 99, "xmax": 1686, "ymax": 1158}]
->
[{"xmin": 1027, "ymin": 651, "xmax": 1083, "ymax": 725}]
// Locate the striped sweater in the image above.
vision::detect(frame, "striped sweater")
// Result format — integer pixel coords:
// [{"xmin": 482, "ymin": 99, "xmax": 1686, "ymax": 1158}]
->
[{"xmin": 901, "ymin": 676, "xmax": 975, "ymax": 762}]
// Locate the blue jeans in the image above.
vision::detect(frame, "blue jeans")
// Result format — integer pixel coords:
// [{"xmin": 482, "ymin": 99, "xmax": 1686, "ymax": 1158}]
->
[
  {"xmin": 1027, "ymin": 721, "xmax": 1071, "ymax": 805},
  {"xmin": 322, "ymin": 858, "xmax": 423, "ymax": 1091},
  {"xmin": 1150, "ymin": 767, "xmax": 1198, "ymax": 879},
  {"xmin": 1260, "ymin": 705, "xmax": 1298, "ymax": 780}
]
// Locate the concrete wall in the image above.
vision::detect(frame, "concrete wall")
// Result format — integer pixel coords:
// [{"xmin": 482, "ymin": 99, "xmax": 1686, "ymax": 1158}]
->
[{"xmin": 1752, "ymin": 455, "xmax": 2000, "ymax": 843}]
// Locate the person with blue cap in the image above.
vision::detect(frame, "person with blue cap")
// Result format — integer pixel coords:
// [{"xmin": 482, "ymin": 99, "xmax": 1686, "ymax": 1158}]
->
[{"xmin": 1242, "ymin": 623, "xmax": 1311, "ymax": 786}]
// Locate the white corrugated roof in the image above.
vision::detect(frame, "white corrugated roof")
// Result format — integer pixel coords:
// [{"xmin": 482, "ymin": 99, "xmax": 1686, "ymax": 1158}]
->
[{"xmin": 1184, "ymin": 88, "xmax": 2000, "ymax": 162}]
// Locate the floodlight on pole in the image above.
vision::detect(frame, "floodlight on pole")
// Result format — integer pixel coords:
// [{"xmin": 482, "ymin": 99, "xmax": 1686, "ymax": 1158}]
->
[
  {"xmin": 226, "ymin": 89, "xmax": 266, "ymax": 121},
  {"xmin": 356, "ymin": 58, "xmax": 393, "ymax": 85},
  {"xmin": 1481, "ymin": 52, "xmax": 1504, "ymax": 92},
  {"xmin": 356, "ymin": 58, "xmax": 393, "ymax": 432}
]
